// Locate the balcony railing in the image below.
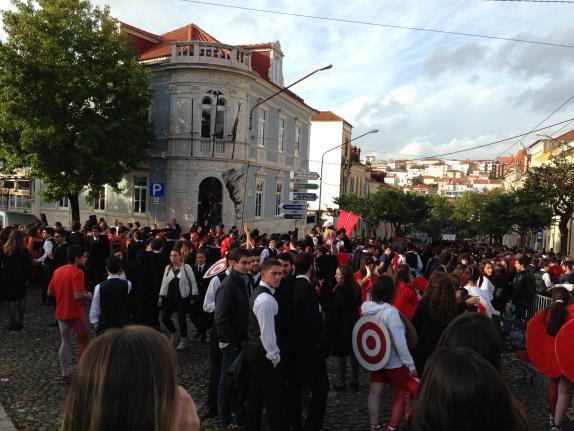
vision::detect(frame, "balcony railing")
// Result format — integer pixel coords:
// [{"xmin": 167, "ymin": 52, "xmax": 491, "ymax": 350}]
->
[
  {"xmin": 171, "ymin": 42, "xmax": 252, "ymax": 71},
  {"xmin": 198, "ymin": 138, "xmax": 228, "ymax": 156}
]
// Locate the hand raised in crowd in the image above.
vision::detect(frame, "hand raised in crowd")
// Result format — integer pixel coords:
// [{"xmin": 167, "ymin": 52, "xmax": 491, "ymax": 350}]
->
[{"xmin": 466, "ymin": 296, "xmax": 480, "ymax": 306}]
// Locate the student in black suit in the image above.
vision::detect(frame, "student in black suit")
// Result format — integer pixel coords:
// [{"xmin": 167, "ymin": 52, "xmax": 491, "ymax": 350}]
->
[
  {"xmin": 191, "ymin": 250, "xmax": 209, "ymax": 340},
  {"xmin": 87, "ymin": 226, "xmax": 110, "ymax": 291},
  {"xmin": 288, "ymin": 253, "xmax": 329, "ymax": 431}
]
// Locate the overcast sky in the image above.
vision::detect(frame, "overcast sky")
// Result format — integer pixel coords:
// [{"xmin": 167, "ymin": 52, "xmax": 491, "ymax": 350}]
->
[{"xmin": 1, "ymin": 0, "xmax": 573, "ymax": 161}]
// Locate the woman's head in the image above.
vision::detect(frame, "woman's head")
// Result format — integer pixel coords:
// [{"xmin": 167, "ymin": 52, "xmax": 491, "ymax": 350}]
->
[
  {"xmin": 438, "ymin": 313, "xmax": 503, "ymax": 371},
  {"xmin": 394, "ymin": 264, "xmax": 412, "ymax": 285},
  {"xmin": 169, "ymin": 248, "xmax": 183, "ymax": 266},
  {"xmin": 545, "ymin": 287, "xmax": 572, "ymax": 336},
  {"xmin": 62, "ymin": 326, "xmax": 180, "ymax": 431},
  {"xmin": 3, "ymin": 229, "xmax": 26, "ymax": 255},
  {"xmin": 462, "ymin": 264, "xmax": 481, "ymax": 285},
  {"xmin": 481, "ymin": 260, "xmax": 494, "ymax": 277},
  {"xmin": 406, "ymin": 347, "xmax": 531, "ymax": 431},
  {"xmin": 371, "ymin": 275, "xmax": 395, "ymax": 303},
  {"xmin": 424, "ymin": 272, "xmax": 458, "ymax": 328},
  {"xmin": 335, "ymin": 265, "xmax": 354, "ymax": 285},
  {"xmin": 360, "ymin": 256, "xmax": 375, "ymax": 275}
]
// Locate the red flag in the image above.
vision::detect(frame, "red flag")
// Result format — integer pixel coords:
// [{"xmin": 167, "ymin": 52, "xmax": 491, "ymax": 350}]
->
[{"xmin": 337, "ymin": 210, "xmax": 360, "ymax": 234}]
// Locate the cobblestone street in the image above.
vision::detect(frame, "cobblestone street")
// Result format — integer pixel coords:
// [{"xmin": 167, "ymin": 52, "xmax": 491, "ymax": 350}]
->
[{"xmin": 0, "ymin": 285, "xmax": 561, "ymax": 430}]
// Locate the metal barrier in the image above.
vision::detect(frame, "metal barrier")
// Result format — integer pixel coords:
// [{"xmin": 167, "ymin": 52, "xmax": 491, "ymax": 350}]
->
[{"xmin": 527, "ymin": 294, "xmax": 552, "ymax": 320}]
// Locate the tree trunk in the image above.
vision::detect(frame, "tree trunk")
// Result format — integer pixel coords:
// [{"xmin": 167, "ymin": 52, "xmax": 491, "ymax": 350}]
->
[
  {"xmin": 559, "ymin": 216, "xmax": 570, "ymax": 256},
  {"xmin": 69, "ymin": 194, "xmax": 80, "ymax": 223}
]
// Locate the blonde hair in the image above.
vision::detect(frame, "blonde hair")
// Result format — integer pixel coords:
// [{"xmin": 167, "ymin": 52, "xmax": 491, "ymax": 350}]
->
[
  {"xmin": 62, "ymin": 326, "xmax": 179, "ymax": 431},
  {"xmin": 3, "ymin": 229, "xmax": 26, "ymax": 256}
]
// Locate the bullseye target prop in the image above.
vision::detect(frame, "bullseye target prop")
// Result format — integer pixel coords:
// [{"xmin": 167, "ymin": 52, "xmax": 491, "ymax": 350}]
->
[
  {"xmin": 556, "ymin": 319, "xmax": 574, "ymax": 381},
  {"xmin": 204, "ymin": 258, "xmax": 227, "ymax": 279},
  {"xmin": 527, "ymin": 311, "xmax": 562, "ymax": 377},
  {"xmin": 476, "ymin": 297, "xmax": 492, "ymax": 317},
  {"xmin": 352, "ymin": 315, "xmax": 391, "ymax": 371}
]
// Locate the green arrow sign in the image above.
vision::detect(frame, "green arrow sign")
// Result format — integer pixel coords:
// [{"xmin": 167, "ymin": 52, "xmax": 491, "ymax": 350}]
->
[{"xmin": 292, "ymin": 182, "xmax": 319, "ymax": 190}]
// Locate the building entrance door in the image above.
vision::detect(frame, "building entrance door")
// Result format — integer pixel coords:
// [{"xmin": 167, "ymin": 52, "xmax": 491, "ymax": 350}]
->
[{"xmin": 198, "ymin": 177, "xmax": 223, "ymax": 228}]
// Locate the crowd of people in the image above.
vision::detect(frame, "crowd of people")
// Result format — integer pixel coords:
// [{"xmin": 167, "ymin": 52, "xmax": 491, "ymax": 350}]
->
[{"xmin": 1, "ymin": 214, "xmax": 574, "ymax": 431}]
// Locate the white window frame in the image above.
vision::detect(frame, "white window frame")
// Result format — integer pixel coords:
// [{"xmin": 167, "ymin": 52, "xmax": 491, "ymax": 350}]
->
[
  {"xmin": 59, "ymin": 196, "xmax": 69, "ymax": 209},
  {"xmin": 278, "ymin": 117, "xmax": 286, "ymax": 152},
  {"xmin": 295, "ymin": 124, "xmax": 302, "ymax": 157},
  {"xmin": 255, "ymin": 179, "xmax": 264, "ymax": 218},
  {"xmin": 133, "ymin": 176, "xmax": 147, "ymax": 214},
  {"xmin": 275, "ymin": 182, "xmax": 283, "ymax": 216},
  {"xmin": 258, "ymin": 109, "xmax": 267, "ymax": 147},
  {"xmin": 94, "ymin": 186, "xmax": 106, "ymax": 212}
]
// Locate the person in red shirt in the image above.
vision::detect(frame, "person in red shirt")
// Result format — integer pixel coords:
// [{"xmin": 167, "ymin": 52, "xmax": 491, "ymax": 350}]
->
[
  {"xmin": 48, "ymin": 245, "xmax": 92, "ymax": 385},
  {"xmin": 354, "ymin": 256, "xmax": 377, "ymax": 303},
  {"xmin": 335, "ymin": 244, "xmax": 351, "ymax": 267},
  {"xmin": 392, "ymin": 264, "xmax": 420, "ymax": 321}
]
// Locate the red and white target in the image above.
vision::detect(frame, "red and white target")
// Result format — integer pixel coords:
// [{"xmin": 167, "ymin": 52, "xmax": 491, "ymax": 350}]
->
[
  {"xmin": 204, "ymin": 258, "xmax": 227, "ymax": 279},
  {"xmin": 476, "ymin": 297, "xmax": 492, "ymax": 317},
  {"xmin": 352, "ymin": 315, "xmax": 391, "ymax": 371}
]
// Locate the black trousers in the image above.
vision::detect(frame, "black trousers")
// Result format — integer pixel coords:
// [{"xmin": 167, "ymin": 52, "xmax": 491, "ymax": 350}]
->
[
  {"xmin": 161, "ymin": 298, "xmax": 189, "ymax": 337},
  {"xmin": 189, "ymin": 298, "xmax": 206, "ymax": 335},
  {"xmin": 208, "ymin": 325, "xmax": 222, "ymax": 414},
  {"xmin": 245, "ymin": 346, "xmax": 288, "ymax": 431},
  {"xmin": 288, "ymin": 359, "xmax": 329, "ymax": 431}
]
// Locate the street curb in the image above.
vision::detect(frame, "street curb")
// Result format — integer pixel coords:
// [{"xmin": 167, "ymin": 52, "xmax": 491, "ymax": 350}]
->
[{"xmin": 0, "ymin": 402, "xmax": 16, "ymax": 431}]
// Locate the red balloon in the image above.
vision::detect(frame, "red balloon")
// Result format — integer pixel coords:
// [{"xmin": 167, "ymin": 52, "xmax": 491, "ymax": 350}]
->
[
  {"xmin": 556, "ymin": 319, "xmax": 574, "ymax": 381},
  {"xmin": 527, "ymin": 311, "xmax": 564, "ymax": 377}
]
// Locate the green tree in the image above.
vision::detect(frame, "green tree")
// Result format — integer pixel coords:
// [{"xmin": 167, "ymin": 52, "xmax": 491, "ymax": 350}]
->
[
  {"xmin": 451, "ymin": 191, "xmax": 486, "ymax": 238},
  {"xmin": 331, "ymin": 193, "xmax": 384, "ymax": 238},
  {"xmin": 522, "ymin": 148, "xmax": 574, "ymax": 255},
  {"xmin": 419, "ymin": 194, "xmax": 453, "ymax": 240},
  {"xmin": 411, "ymin": 175, "xmax": 424, "ymax": 186},
  {"xmin": 509, "ymin": 188, "xmax": 553, "ymax": 247},
  {"xmin": 0, "ymin": 0, "xmax": 153, "ymax": 221}
]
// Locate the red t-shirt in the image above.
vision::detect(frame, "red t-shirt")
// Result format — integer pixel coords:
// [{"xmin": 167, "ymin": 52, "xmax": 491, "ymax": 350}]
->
[
  {"xmin": 335, "ymin": 252, "xmax": 350, "ymax": 267},
  {"xmin": 354, "ymin": 271, "xmax": 377, "ymax": 303},
  {"xmin": 49, "ymin": 265, "xmax": 86, "ymax": 321},
  {"xmin": 393, "ymin": 281, "xmax": 420, "ymax": 321}
]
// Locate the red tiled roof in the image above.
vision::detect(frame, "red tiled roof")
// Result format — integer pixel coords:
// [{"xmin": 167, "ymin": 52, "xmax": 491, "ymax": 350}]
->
[
  {"xmin": 239, "ymin": 42, "xmax": 275, "ymax": 50},
  {"xmin": 555, "ymin": 129, "xmax": 574, "ymax": 143},
  {"xmin": 120, "ymin": 22, "xmax": 162, "ymax": 41},
  {"xmin": 312, "ymin": 111, "xmax": 352, "ymax": 127},
  {"xmin": 495, "ymin": 156, "xmax": 514, "ymax": 164}
]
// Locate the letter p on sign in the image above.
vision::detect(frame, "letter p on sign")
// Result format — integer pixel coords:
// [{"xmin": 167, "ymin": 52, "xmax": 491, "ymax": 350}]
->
[{"xmin": 150, "ymin": 182, "xmax": 165, "ymax": 197}]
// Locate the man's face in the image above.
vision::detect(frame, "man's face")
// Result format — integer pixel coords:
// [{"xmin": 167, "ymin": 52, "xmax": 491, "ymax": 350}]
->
[
  {"xmin": 385, "ymin": 248, "xmax": 392, "ymax": 256},
  {"xmin": 278, "ymin": 259, "xmax": 292, "ymax": 278},
  {"xmin": 232, "ymin": 257, "xmax": 251, "ymax": 275},
  {"xmin": 54, "ymin": 232, "xmax": 63, "ymax": 244},
  {"xmin": 75, "ymin": 252, "xmax": 89, "ymax": 267},
  {"xmin": 515, "ymin": 261, "xmax": 523, "ymax": 271},
  {"xmin": 196, "ymin": 253, "xmax": 206, "ymax": 266},
  {"xmin": 261, "ymin": 264, "xmax": 283, "ymax": 289},
  {"xmin": 250, "ymin": 256, "xmax": 260, "ymax": 274},
  {"xmin": 92, "ymin": 229, "xmax": 99, "ymax": 238},
  {"xmin": 269, "ymin": 240, "xmax": 276, "ymax": 250}
]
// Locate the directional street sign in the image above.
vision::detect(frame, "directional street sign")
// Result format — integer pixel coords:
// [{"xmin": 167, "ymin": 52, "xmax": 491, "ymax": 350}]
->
[
  {"xmin": 290, "ymin": 192, "xmax": 318, "ymax": 201},
  {"xmin": 281, "ymin": 209, "xmax": 307, "ymax": 215},
  {"xmin": 281, "ymin": 213, "xmax": 306, "ymax": 220},
  {"xmin": 290, "ymin": 171, "xmax": 320, "ymax": 181},
  {"xmin": 280, "ymin": 203, "xmax": 306, "ymax": 211},
  {"xmin": 291, "ymin": 182, "xmax": 319, "ymax": 190}
]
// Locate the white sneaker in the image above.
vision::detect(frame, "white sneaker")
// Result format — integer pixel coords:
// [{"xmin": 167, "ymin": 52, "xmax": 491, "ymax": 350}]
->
[
  {"xmin": 169, "ymin": 333, "xmax": 179, "ymax": 346},
  {"xmin": 176, "ymin": 337, "xmax": 189, "ymax": 350}
]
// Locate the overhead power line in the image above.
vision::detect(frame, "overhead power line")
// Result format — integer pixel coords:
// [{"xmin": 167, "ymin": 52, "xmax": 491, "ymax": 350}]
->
[
  {"xmin": 496, "ymin": 94, "xmax": 574, "ymax": 156},
  {"xmin": 485, "ymin": 0, "xmax": 574, "ymax": 3},
  {"xmin": 181, "ymin": 0, "xmax": 574, "ymax": 49},
  {"xmin": 405, "ymin": 116, "xmax": 574, "ymax": 161}
]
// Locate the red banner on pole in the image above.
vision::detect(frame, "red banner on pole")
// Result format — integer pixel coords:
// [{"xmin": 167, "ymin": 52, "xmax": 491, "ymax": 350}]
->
[{"xmin": 337, "ymin": 210, "xmax": 360, "ymax": 234}]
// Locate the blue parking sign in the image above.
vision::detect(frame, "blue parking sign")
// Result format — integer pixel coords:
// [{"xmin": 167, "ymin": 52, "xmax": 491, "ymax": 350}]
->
[{"xmin": 150, "ymin": 182, "xmax": 165, "ymax": 197}]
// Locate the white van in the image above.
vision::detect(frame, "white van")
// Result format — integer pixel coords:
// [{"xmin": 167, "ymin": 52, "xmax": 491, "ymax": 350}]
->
[{"xmin": 0, "ymin": 211, "xmax": 41, "ymax": 228}]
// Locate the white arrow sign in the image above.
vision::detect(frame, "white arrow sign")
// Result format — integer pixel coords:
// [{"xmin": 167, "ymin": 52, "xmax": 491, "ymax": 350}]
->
[{"xmin": 290, "ymin": 171, "xmax": 320, "ymax": 181}]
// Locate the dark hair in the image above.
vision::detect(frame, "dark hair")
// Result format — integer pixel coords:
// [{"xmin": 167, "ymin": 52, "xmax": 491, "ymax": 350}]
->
[
  {"xmin": 260, "ymin": 257, "xmax": 282, "ymax": 273},
  {"xmin": 359, "ymin": 256, "xmax": 375, "ymax": 276},
  {"xmin": 150, "ymin": 238, "xmax": 164, "ymax": 252},
  {"xmin": 44, "ymin": 226, "xmax": 55, "ymax": 236},
  {"xmin": 545, "ymin": 287, "xmax": 572, "ymax": 336},
  {"xmin": 227, "ymin": 247, "xmax": 251, "ymax": 263},
  {"xmin": 424, "ymin": 272, "xmax": 458, "ymax": 328},
  {"xmin": 67, "ymin": 245, "xmax": 87, "ymax": 263},
  {"xmin": 394, "ymin": 264, "xmax": 411, "ymax": 284},
  {"xmin": 337, "ymin": 265, "xmax": 355, "ymax": 285},
  {"xmin": 277, "ymin": 252, "xmax": 294, "ymax": 264},
  {"xmin": 448, "ymin": 273, "xmax": 462, "ymax": 290},
  {"xmin": 371, "ymin": 275, "xmax": 395, "ymax": 303},
  {"xmin": 518, "ymin": 255, "xmax": 530, "ymax": 266},
  {"xmin": 294, "ymin": 252, "xmax": 314, "ymax": 276},
  {"xmin": 91, "ymin": 225, "xmax": 102, "ymax": 232},
  {"xmin": 438, "ymin": 248, "xmax": 453, "ymax": 266},
  {"xmin": 406, "ymin": 347, "xmax": 532, "ymax": 431},
  {"xmin": 106, "ymin": 256, "xmax": 123, "ymax": 274},
  {"xmin": 71, "ymin": 221, "xmax": 82, "ymax": 231},
  {"xmin": 61, "ymin": 326, "xmax": 179, "ymax": 431},
  {"xmin": 462, "ymin": 264, "xmax": 481, "ymax": 284},
  {"xmin": 438, "ymin": 313, "xmax": 503, "ymax": 371}
]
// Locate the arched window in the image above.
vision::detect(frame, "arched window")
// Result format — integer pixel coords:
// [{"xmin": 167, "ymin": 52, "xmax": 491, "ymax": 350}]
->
[
  {"xmin": 201, "ymin": 97, "xmax": 212, "ymax": 138},
  {"xmin": 214, "ymin": 98, "xmax": 226, "ymax": 139}
]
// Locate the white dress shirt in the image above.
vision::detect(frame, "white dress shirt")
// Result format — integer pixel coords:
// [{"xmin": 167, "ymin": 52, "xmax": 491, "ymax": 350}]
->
[
  {"xmin": 36, "ymin": 239, "xmax": 53, "ymax": 263},
  {"xmin": 253, "ymin": 281, "xmax": 281, "ymax": 365},
  {"xmin": 89, "ymin": 275, "xmax": 132, "ymax": 330},
  {"xmin": 203, "ymin": 269, "xmax": 230, "ymax": 313}
]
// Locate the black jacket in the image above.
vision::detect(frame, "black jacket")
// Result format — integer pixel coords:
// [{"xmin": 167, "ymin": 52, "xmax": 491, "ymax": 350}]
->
[
  {"xmin": 192, "ymin": 264, "xmax": 209, "ymax": 298},
  {"xmin": 512, "ymin": 269, "xmax": 536, "ymax": 303},
  {"xmin": 290, "ymin": 276, "xmax": 324, "ymax": 367},
  {"xmin": 214, "ymin": 269, "xmax": 250, "ymax": 348}
]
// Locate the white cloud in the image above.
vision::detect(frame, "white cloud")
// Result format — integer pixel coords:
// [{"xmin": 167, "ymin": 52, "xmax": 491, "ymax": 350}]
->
[{"xmin": 1, "ymin": 0, "xmax": 573, "ymax": 161}]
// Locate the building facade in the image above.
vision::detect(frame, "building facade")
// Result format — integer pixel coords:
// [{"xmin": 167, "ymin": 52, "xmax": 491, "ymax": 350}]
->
[{"xmin": 23, "ymin": 22, "xmax": 316, "ymax": 232}]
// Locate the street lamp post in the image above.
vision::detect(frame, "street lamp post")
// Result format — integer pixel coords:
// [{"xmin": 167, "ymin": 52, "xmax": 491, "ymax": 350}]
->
[
  {"xmin": 317, "ymin": 129, "xmax": 378, "ymax": 220},
  {"xmin": 248, "ymin": 64, "xmax": 333, "ymax": 137}
]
